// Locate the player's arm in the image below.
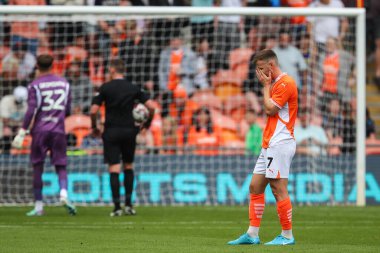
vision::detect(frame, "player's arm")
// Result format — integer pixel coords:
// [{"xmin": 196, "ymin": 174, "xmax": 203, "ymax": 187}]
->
[
  {"xmin": 256, "ymin": 69, "xmax": 280, "ymax": 116},
  {"xmin": 12, "ymin": 86, "xmax": 37, "ymax": 148},
  {"xmin": 90, "ymin": 104, "xmax": 101, "ymax": 137},
  {"xmin": 141, "ymin": 99, "xmax": 155, "ymax": 130},
  {"xmin": 90, "ymin": 87, "xmax": 104, "ymax": 137}
]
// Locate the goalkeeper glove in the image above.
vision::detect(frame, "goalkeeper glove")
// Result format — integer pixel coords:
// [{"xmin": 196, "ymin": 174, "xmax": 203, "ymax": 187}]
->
[{"xmin": 12, "ymin": 128, "xmax": 27, "ymax": 149}]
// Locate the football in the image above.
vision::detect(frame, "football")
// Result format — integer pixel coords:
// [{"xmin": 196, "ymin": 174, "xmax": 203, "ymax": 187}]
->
[{"xmin": 133, "ymin": 103, "xmax": 149, "ymax": 123}]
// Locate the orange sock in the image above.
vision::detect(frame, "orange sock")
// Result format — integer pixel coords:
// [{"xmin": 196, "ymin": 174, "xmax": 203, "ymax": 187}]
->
[
  {"xmin": 276, "ymin": 197, "xmax": 292, "ymax": 230},
  {"xmin": 249, "ymin": 193, "xmax": 265, "ymax": 227}
]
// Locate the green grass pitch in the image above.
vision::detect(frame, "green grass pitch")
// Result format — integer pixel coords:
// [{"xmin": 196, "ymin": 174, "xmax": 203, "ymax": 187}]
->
[{"xmin": 0, "ymin": 206, "xmax": 379, "ymax": 253}]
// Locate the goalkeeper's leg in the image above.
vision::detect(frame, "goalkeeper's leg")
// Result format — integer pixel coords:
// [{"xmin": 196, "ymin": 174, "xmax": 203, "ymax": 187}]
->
[
  {"xmin": 56, "ymin": 165, "xmax": 76, "ymax": 215},
  {"xmin": 26, "ymin": 163, "xmax": 44, "ymax": 216}
]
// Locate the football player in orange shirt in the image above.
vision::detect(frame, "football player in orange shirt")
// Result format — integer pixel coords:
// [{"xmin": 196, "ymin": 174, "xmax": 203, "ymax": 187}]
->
[{"xmin": 228, "ymin": 49, "xmax": 298, "ymax": 246}]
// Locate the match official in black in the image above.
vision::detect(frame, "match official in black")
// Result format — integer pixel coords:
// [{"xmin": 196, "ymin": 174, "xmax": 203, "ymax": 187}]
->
[{"xmin": 90, "ymin": 59, "xmax": 155, "ymax": 216}]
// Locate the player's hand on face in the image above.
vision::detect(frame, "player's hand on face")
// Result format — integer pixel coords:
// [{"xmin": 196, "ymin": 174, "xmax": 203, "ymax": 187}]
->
[{"xmin": 256, "ymin": 68, "xmax": 271, "ymax": 87}]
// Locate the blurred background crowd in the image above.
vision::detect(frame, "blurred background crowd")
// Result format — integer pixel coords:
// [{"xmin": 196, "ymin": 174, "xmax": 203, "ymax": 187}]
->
[{"xmin": 0, "ymin": 0, "xmax": 379, "ymax": 156}]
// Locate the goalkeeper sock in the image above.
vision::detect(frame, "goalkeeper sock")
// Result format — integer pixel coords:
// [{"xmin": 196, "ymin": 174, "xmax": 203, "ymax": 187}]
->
[
  {"xmin": 55, "ymin": 165, "xmax": 68, "ymax": 192},
  {"xmin": 276, "ymin": 197, "xmax": 293, "ymax": 239},
  {"xmin": 110, "ymin": 173, "xmax": 121, "ymax": 209},
  {"xmin": 35, "ymin": 200, "xmax": 43, "ymax": 212},
  {"xmin": 32, "ymin": 163, "xmax": 44, "ymax": 201},
  {"xmin": 124, "ymin": 169, "xmax": 134, "ymax": 207},
  {"xmin": 248, "ymin": 193, "xmax": 265, "ymax": 238}
]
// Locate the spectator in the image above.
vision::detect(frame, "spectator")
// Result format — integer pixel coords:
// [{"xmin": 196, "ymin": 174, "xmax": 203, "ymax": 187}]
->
[
  {"xmin": 214, "ymin": 0, "xmax": 246, "ymax": 70},
  {"xmin": 244, "ymin": 0, "xmax": 272, "ymax": 38},
  {"xmin": 0, "ymin": 86, "xmax": 28, "ymax": 154},
  {"xmin": 96, "ymin": 0, "xmax": 132, "ymax": 62},
  {"xmin": 187, "ymin": 106, "xmax": 221, "ymax": 155},
  {"xmin": 1, "ymin": 52, "xmax": 19, "ymax": 81},
  {"xmin": 136, "ymin": 128, "xmax": 154, "ymax": 154},
  {"xmin": 190, "ymin": 0, "xmax": 215, "ymax": 48},
  {"xmin": 158, "ymin": 34, "xmax": 197, "ymax": 96},
  {"xmin": 159, "ymin": 116, "xmax": 184, "ymax": 154},
  {"xmin": 167, "ymin": 86, "xmax": 199, "ymax": 127},
  {"xmin": 273, "ymin": 29, "xmax": 308, "ymax": 91},
  {"xmin": 294, "ymin": 109, "xmax": 328, "ymax": 155},
  {"xmin": 323, "ymin": 98, "xmax": 343, "ymax": 141},
  {"xmin": 366, "ymin": 107, "xmax": 376, "ymax": 139},
  {"xmin": 300, "ymin": 33, "xmax": 311, "ymax": 61},
  {"xmin": 85, "ymin": 50, "xmax": 106, "ymax": 86},
  {"xmin": 119, "ymin": 20, "xmax": 155, "ymax": 90},
  {"xmin": 9, "ymin": 0, "xmax": 45, "ymax": 56},
  {"xmin": 65, "ymin": 35, "xmax": 88, "ymax": 65},
  {"xmin": 148, "ymin": 0, "xmax": 190, "ymax": 49},
  {"xmin": 365, "ymin": 0, "xmax": 380, "ymax": 87},
  {"xmin": 341, "ymin": 102, "xmax": 355, "ymax": 153},
  {"xmin": 51, "ymin": 45, "xmax": 68, "ymax": 76},
  {"xmin": 245, "ymin": 109, "xmax": 262, "ymax": 156},
  {"xmin": 65, "ymin": 61, "xmax": 93, "ymax": 113},
  {"xmin": 2, "ymin": 43, "xmax": 36, "ymax": 81},
  {"xmin": 307, "ymin": 0, "xmax": 348, "ymax": 54},
  {"xmin": 319, "ymin": 36, "xmax": 355, "ymax": 106},
  {"xmin": 194, "ymin": 38, "xmax": 211, "ymax": 90},
  {"xmin": 281, "ymin": 0, "xmax": 311, "ymax": 47}
]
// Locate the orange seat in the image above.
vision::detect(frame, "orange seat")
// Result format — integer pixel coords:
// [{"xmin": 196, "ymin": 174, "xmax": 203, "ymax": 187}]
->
[
  {"xmin": 229, "ymin": 48, "xmax": 253, "ymax": 70},
  {"xmin": 220, "ymin": 139, "xmax": 246, "ymax": 155},
  {"xmin": 233, "ymin": 63, "xmax": 250, "ymax": 80},
  {"xmin": 221, "ymin": 129, "xmax": 240, "ymax": 142},
  {"xmin": 211, "ymin": 110, "xmax": 237, "ymax": 132},
  {"xmin": 224, "ymin": 94, "xmax": 247, "ymax": 113},
  {"xmin": 229, "ymin": 48, "xmax": 253, "ymax": 81},
  {"xmin": 65, "ymin": 114, "xmax": 91, "ymax": 147},
  {"xmin": 211, "ymin": 70, "xmax": 243, "ymax": 101},
  {"xmin": 191, "ymin": 90, "xmax": 223, "ymax": 111},
  {"xmin": 224, "ymin": 94, "xmax": 247, "ymax": 122}
]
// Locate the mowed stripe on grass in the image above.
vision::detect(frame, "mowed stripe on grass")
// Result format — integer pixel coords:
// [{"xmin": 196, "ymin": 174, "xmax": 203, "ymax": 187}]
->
[{"xmin": 0, "ymin": 206, "xmax": 379, "ymax": 253}]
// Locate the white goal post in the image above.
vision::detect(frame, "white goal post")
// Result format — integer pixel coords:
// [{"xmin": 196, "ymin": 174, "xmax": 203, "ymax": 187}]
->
[{"xmin": 0, "ymin": 6, "xmax": 366, "ymax": 206}]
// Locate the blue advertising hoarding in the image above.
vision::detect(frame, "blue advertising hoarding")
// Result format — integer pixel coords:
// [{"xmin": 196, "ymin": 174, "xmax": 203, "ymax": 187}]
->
[{"xmin": 0, "ymin": 154, "xmax": 379, "ymax": 205}]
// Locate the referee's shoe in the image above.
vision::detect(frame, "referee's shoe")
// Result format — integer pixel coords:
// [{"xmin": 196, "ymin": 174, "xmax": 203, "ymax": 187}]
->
[
  {"xmin": 110, "ymin": 208, "xmax": 123, "ymax": 217},
  {"xmin": 125, "ymin": 205, "xmax": 136, "ymax": 215}
]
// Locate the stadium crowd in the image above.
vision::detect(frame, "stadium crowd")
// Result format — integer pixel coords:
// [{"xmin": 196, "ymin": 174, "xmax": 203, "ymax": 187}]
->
[{"xmin": 0, "ymin": 0, "xmax": 379, "ymax": 156}]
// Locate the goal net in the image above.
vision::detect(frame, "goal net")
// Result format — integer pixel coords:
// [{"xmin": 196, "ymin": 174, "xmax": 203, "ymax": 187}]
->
[{"xmin": 0, "ymin": 6, "xmax": 366, "ymax": 206}]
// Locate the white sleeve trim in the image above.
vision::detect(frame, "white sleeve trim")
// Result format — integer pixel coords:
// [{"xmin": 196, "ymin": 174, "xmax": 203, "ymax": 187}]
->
[{"xmin": 270, "ymin": 98, "xmax": 282, "ymax": 109}]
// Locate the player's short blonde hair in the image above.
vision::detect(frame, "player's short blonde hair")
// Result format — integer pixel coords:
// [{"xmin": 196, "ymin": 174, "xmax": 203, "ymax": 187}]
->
[{"xmin": 252, "ymin": 49, "xmax": 278, "ymax": 65}]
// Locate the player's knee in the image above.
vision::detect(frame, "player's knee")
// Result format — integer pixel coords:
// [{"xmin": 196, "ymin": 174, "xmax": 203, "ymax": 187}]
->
[
  {"xmin": 109, "ymin": 164, "xmax": 121, "ymax": 173},
  {"xmin": 249, "ymin": 184, "xmax": 255, "ymax": 194},
  {"xmin": 249, "ymin": 184, "xmax": 262, "ymax": 194},
  {"xmin": 123, "ymin": 163, "xmax": 133, "ymax": 170},
  {"xmin": 376, "ymin": 39, "xmax": 380, "ymax": 48}
]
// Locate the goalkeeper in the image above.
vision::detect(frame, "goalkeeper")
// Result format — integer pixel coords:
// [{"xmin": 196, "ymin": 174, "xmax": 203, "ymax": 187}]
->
[
  {"xmin": 90, "ymin": 59, "xmax": 155, "ymax": 217},
  {"xmin": 12, "ymin": 55, "xmax": 76, "ymax": 216}
]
